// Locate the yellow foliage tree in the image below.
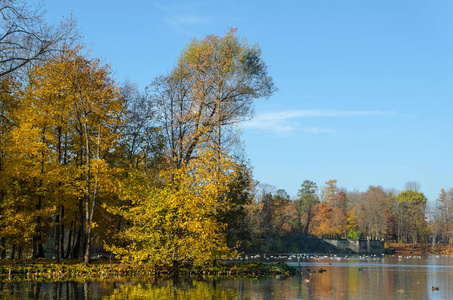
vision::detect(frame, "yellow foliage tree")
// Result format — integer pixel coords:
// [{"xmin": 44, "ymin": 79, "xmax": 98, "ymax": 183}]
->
[
  {"xmin": 0, "ymin": 46, "xmax": 124, "ymax": 262},
  {"xmin": 105, "ymin": 148, "xmax": 239, "ymax": 270},
  {"xmin": 0, "ymin": 76, "xmax": 20, "ymax": 257}
]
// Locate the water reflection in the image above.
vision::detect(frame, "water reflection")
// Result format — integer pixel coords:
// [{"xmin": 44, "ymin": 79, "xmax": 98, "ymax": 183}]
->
[
  {"xmin": 0, "ymin": 280, "xmax": 118, "ymax": 300},
  {"xmin": 104, "ymin": 279, "xmax": 237, "ymax": 300},
  {"xmin": 285, "ymin": 254, "xmax": 453, "ymax": 300},
  {"xmin": 0, "ymin": 279, "xmax": 238, "ymax": 300},
  {"xmin": 1, "ymin": 255, "xmax": 453, "ymax": 299}
]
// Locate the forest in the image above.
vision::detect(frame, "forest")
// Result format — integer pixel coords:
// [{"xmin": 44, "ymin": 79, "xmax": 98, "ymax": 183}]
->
[
  {"xmin": 0, "ymin": 1, "xmax": 452, "ymax": 271},
  {"xmin": 244, "ymin": 180, "xmax": 453, "ymax": 253}
]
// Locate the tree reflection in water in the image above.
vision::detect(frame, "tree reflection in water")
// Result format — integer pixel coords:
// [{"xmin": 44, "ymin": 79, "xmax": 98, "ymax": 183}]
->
[
  {"xmin": 105, "ymin": 278, "xmax": 237, "ymax": 300},
  {"xmin": 0, "ymin": 278, "xmax": 238, "ymax": 300}
]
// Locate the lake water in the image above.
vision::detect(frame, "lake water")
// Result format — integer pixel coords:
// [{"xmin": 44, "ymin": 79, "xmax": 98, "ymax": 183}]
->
[{"xmin": 1, "ymin": 254, "xmax": 453, "ymax": 299}]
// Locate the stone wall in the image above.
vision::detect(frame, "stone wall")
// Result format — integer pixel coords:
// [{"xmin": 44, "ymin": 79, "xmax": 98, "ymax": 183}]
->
[{"xmin": 323, "ymin": 238, "xmax": 384, "ymax": 254}]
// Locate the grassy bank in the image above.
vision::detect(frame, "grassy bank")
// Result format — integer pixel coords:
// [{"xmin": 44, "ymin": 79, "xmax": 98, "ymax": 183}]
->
[{"xmin": 0, "ymin": 259, "xmax": 297, "ymax": 281}]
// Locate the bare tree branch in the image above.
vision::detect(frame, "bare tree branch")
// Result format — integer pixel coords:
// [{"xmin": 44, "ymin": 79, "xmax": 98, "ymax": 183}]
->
[{"xmin": 0, "ymin": 0, "xmax": 78, "ymax": 79}]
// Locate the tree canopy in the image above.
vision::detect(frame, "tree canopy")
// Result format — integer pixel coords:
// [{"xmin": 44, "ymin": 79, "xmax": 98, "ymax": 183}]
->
[{"xmin": 147, "ymin": 28, "xmax": 276, "ymax": 168}]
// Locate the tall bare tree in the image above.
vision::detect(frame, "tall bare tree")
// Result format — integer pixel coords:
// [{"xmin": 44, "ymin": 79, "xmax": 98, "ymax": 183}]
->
[
  {"xmin": 146, "ymin": 28, "xmax": 276, "ymax": 168},
  {"xmin": 0, "ymin": 0, "xmax": 77, "ymax": 79},
  {"xmin": 404, "ymin": 181, "xmax": 421, "ymax": 192}
]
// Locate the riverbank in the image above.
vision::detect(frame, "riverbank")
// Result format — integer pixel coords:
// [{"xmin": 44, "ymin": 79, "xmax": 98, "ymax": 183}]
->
[
  {"xmin": 389, "ymin": 243, "xmax": 453, "ymax": 255},
  {"xmin": 0, "ymin": 259, "xmax": 297, "ymax": 281}
]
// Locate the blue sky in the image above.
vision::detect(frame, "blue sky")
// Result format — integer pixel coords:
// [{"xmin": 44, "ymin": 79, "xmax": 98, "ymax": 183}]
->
[{"xmin": 35, "ymin": 0, "xmax": 453, "ymax": 201}]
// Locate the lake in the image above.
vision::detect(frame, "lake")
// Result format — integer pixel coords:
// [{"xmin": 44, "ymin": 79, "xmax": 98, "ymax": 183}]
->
[{"xmin": 1, "ymin": 254, "xmax": 452, "ymax": 299}]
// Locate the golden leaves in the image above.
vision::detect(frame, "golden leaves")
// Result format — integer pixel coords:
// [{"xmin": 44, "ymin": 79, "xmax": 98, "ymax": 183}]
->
[
  {"xmin": 0, "ymin": 45, "xmax": 125, "ymax": 253},
  {"xmin": 106, "ymin": 147, "xmax": 241, "ymax": 267}
]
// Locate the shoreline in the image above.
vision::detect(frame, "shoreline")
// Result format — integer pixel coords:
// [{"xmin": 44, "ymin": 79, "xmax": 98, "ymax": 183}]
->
[
  {"xmin": 3, "ymin": 245, "xmax": 453, "ymax": 281},
  {"xmin": 388, "ymin": 243, "xmax": 453, "ymax": 255},
  {"xmin": 0, "ymin": 260, "xmax": 297, "ymax": 281}
]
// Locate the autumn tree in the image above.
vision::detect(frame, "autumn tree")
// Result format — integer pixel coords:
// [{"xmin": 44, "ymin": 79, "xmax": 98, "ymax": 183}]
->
[
  {"xmin": 1, "ymin": 47, "xmax": 124, "ymax": 263},
  {"xmin": 55, "ymin": 49, "xmax": 123, "ymax": 264},
  {"xmin": 1, "ymin": 65, "xmax": 70, "ymax": 259},
  {"xmin": 101, "ymin": 81, "xmax": 165, "ymax": 248},
  {"xmin": 241, "ymin": 199, "xmax": 263, "ymax": 252},
  {"xmin": 0, "ymin": 74, "xmax": 60, "ymax": 260},
  {"xmin": 428, "ymin": 200, "xmax": 442, "ymax": 250},
  {"xmin": 105, "ymin": 148, "xmax": 240, "ymax": 270},
  {"xmin": 235, "ymin": 185, "xmax": 296, "ymax": 252},
  {"xmin": 0, "ymin": 76, "xmax": 19, "ymax": 258},
  {"xmin": 311, "ymin": 202, "xmax": 333, "ymax": 236},
  {"xmin": 253, "ymin": 189, "xmax": 294, "ymax": 252},
  {"xmin": 312, "ymin": 180, "xmax": 347, "ymax": 236},
  {"xmin": 122, "ymin": 28, "xmax": 276, "ymax": 258},
  {"xmin": 0, "ymin": 0, "xmax": 77, "ymax": 259},
  {"xmin": 323, "ymin": 179, "xmax": 339, "ymax": 203},
  {"xmin": 216, "ymin": 161, "xmax": 255, "ymax": 248},
  {"xmin": 117, "ymin": 81, "xmax": 163, "ymax": 172},
  {"xmin": 432, "ymin": 188, "xmax": 453, "ymax": 244},
  {"xmin": 330, "ymin": 195, "xmax": 348, "ymax": 237},
  {"xmin": 146, "ymin": 28, "xmax": 275, "ymax": 168},
  {"xmin": 383, "ymin": 207, "xmax": 396, "ymax": 241},
  {"xmin": 348, "ymin": 186, "xmax": 393, "ymax": 240}
]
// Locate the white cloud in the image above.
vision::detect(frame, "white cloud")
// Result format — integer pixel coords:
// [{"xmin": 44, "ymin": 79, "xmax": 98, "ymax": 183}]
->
[
  {"xmin": 154, "ymin": 1, "xmax": 208, "ymax": 36},
  {"xmin": 300, "ymin": 127, "xmax": 335, "ymax": 134},
  {"xmin": 255, "ymin": 110, "xmax": 395, "ymax": 120},
  {"xmin": 153, "ymin": 2, "xmax": 181, "ymax": 12},
  {"xmin": 174, "ymin": 15, "xmax": 207, "ymax": 25},
  {"xmin": 242, "ymin": 109, "xmax": 396, "ymax": 135}
]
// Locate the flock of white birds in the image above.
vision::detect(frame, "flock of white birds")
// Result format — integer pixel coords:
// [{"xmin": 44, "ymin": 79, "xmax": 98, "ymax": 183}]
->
[{"xmin": 229, "ymin": 253, "xmax": 451, "ymax": 261}]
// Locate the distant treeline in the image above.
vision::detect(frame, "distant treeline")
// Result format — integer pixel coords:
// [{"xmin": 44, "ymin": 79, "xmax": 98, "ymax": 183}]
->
[{"xmin": 236, "ymin": 179, "xmax": 452, "ymax": 253}]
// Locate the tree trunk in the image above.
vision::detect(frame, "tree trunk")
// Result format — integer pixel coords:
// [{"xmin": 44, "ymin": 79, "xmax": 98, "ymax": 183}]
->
[
  {"xmin": 65, "ymin": 222, "xmax": 73, "ymax": 259},
  {"xmin": 76, "ymin": 221, "xmax": 84, "ymax": 261},
  {"xmin": 73, "ymin": 210, "xmax": 82, "ymax": 260},
  {"xmin": 32, "ymin": 236, "xmax": 36, "ymax": 261},
  {"xmin": 303, "ymin": 208, "xmax": 313, "ymax": 235},
  {"xmin": 55, "ymin": 211, "xmax": 60, "ymax": 262},
  {"xmin": 37, "ymin": 239, "xmax": 45, "ymax": 258},
  {"xmin": 57, "ymin": 128, "xmax": 65, "ymax": 261},
  {"xmin": 77, "ymin": 129, "xmax": 85, "ymax": 262},
  {"xmin": 432, "ymin": 234, "xmax": 437, "ymax": 252},
  {"xmin": 0, "ymin": 237, "xmax": 5, "ymax": 259},
  {"xmin": 60, "ymin": 205, "xmax": 65, "ymax": 259},
  {"xmin": 172, "ymin": 260, "xmax": 180, "ymax": 277},
  {"xmin": 83, "ymin": 119, "xmax": 91, "ymax": 264},
  {"xmin": 83, "ymin": 124, "xmax": 101, "ymax": 264},
  {"xmin": 84, "ymin": 227, "xmax": 92, "ymax": 264},
  {"xmin": 73, "ymin": 233, "xmax": 80, "ymax": 259},
  {"xmin": 35, "ymin": 196, "xmax": 45, "ymax": 258}
]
